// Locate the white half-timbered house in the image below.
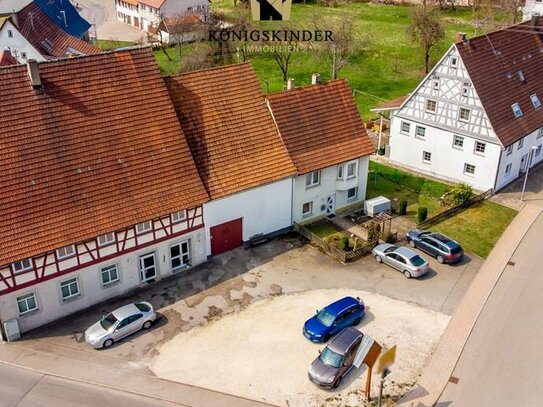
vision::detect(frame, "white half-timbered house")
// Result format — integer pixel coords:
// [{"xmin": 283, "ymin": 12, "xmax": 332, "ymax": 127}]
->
[
  {"xmin": 267, "ymin": 76, "xmax": 375, "ymax": 223},
  {"xmin": 387, "ymin": 20, "xmax": 543, "ymax": 192},
  {"xmin": 0, "ymin": 48, "xmax": 209, "ymax": 336}
]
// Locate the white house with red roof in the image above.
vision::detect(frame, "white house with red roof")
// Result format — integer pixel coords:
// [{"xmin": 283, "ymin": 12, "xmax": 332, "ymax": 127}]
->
[
  {"xmin": 267, "ymin": 76, "xmax": 375, "ymax": 223},
  {"xmin": 0, "ymin": 48, "xmax": 209, "ymax": 335},
  {"xmin": 386, "ymin": 19, "xmax": 543, "ymax": 192}
]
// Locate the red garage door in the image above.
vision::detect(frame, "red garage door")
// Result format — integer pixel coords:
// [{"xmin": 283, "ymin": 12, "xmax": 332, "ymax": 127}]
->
[{"xmin": 210, "ymin": 218, "xmax": 243, "ymax": 256}]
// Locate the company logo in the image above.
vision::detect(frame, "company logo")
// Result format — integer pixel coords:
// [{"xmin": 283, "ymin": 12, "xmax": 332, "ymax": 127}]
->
[{"xmin": 250, "ymin": 0, "xmax": 292, "ymax": 21}]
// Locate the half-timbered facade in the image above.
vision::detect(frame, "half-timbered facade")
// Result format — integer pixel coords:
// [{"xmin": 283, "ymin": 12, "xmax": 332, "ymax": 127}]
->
[
  {"xmin": 0, "ymin": 48, "xmax": 209, "ymax": 336},
  {"xmin": 388, "ymin": 21, "xmax": 543, "ymax": 191},
  {"xmin": 267, "ymin": 77, "xmax": 375, "ymax": 223}
]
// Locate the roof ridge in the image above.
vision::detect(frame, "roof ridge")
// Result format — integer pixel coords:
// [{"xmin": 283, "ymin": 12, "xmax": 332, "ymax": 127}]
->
[
  {"xmin": 170, "ymin": 62, "xmax": 253, "ymax": 78},
  {"xmin": 268, "ymin": 78, "xmax": 349, "ymax": 97}
]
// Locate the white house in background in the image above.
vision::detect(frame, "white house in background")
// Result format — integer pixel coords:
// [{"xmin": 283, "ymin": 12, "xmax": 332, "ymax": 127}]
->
[
  {"xmin": 157, "ymin": 15, "xmax": 203, "ymax": 44},
  {"xmin": 165, "ymin": 63, "xmax": 297, "ymax": 257},
  {"xmin": 115, "ymin": 0, "xmax": 208, "ymax": 33},
  {"xmin": 386, "ymin": 19, "xmax": 543, "ymax": 192},
  {"xmin": 267, "ymin": 76, "xmax": 375, "ymax": 223},
  {"xmin": 0, "ymin": 48, "xmax": 209, "ymax": 336},
  {"xmin": 523, "ymin": 0, "xmax": 543, "ymax": 21}
]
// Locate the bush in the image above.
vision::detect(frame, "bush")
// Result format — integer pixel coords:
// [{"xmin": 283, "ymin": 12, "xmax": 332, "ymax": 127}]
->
[
  {"xmin": 417, "ymin": 207, "xmax": 428, "ymax": 223},
  {"xmin": 398, "ymin": 199, "xmax": 408, "ymax": 215},
  {"xmin": 450, "ymin": 183, "xmax": 474, "ymax": 205},
  {"xmin": 339, "ymin": 236, "xmax": 349, "ymax": 251}
]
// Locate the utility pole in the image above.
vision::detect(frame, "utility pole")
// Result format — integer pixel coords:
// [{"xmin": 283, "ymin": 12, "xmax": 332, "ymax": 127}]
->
[{"xmin": 377, "ymin": 368, "xmax": 390, "ymax": 407}]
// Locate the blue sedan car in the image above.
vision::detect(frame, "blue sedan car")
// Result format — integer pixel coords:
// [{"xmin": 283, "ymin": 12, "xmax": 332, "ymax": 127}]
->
[
  {"xmin": 406, "ymin": 229, "xmax": 464, "ymax": 264},
  {"xmin": 303, "ymin": 296, "xmax": 365, "ymax": 343}
]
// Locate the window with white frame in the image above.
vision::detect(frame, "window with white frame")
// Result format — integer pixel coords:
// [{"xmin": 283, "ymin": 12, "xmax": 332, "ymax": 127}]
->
[
  {"xmin": 337, "ymin": 165, "xmax": 344, "ymax": 180},
  {"xmin": 518, "ymin": 138, "xmax": 524, "ymax": 150},
  {"xmin": 171, "ymin": 210, "xmax": 186, "ymax": 223},
  {"xmin": 422, "ymin": 151, "xmax": 431, "ymax": 163},
  {"xmin": 60, "ymin": 277, "xmax": 80, "ymax": 301},
  {"xmin": 17, "ymin": 292, "xmax": 38, "ymax": 315},
  {"xmin": 459, "ymin": 108, "xmax": 470, "ymax": 122},
  {"xmin": 512, "ymin": 102, "xmax": 523, "ymax": 118},
  {"xmin": 98, "ymin": 233, "xmax": 115, "ymax": 247},
  {"xmin": 505, "ymin": 163, "xmax": 512, "ymax": 175},
  {"xmin": 506, "ymin": 145, "xmax": 513, "ymax": 156},
  {"xmin": 453, "ymin": 135, "xmax": 464, "ymax": 149},
  {"xmin": 464, "ymin": 163, "xmax": 476, "ymax": 175},
  {"xmin": 12, "ymin": 258, "xmax": 33, "ymax": 274},
  {"xmin": 302, "ymin": 202, "xmax": 313, "ymax": 216},
  {"xmin": 538, "ymin": 128, "xmax": 543, "ymax": 139},
  {"xmin": 401, "ymin": 121, "xmax": 411, "ymax": 134},
  {"xmin": 426, "ymin": 99, "xmax": 437, "ymax": 113},
  {"xmin": 101, "ymin": 264, "xmax": 119, "ymax": 286},
  {"xmin": 346, "ymin": 162, "xmax": 357, "ymax": 179},
  {"xmin": 536, "ymin": 145, "xmax": 542, "ymax": 157},
  {"xmin": 170, "ymin": 240, "xmax": 191, "ymax": 272},
  {"xmin": 136, "ymin": 221, "xmax": 152, "ymax": 234},
  {"xmin": 474, "ymin": 141, "xmax": 486, "ymax": 154},
  {"xmin": 57, "ymin": 245, "xmax": 75, "ymax": 260},
  {"xmin": 462, "ymin": 82, "xmax": 470, "ymax": 97},
  {"xmin": 347, "ymin": 187, "xmax": 358, "ymax": 200},
  {"xmin": 415, "ymin": 126, "xmax": 426, "ymax": 138},
  {"xmin": 530, "ymin": 94, "xmax": 541, "ymax": 109},
  {"xmin": 305, "ymin": 171, "xmax": 320, "ymax": 187},
  {"xmin": 432, "ymin": 78, "xmax": 440, "ymax": 90},
  {"xmin": 450, "ymin": 56, "xmax": 458, "ymax": 68}
]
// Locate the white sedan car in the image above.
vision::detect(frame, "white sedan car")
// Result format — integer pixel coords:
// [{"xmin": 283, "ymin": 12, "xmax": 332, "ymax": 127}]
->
[{"xmin": 85, "ymin": 301, "xmax": 157, "ymax": 349}]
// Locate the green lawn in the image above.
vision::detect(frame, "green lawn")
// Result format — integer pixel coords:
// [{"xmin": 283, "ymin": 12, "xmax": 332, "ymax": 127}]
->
[
  {"xmin": 431, "ymin": 201, "xmax": 517, "ymax": 258},
  {"xmin": 305, "ymin": 219, "xmax": 343, "ymax": 238},
  {"xmin": 94, "ymin": 39, "xmax": 135, "ymax": 50}
]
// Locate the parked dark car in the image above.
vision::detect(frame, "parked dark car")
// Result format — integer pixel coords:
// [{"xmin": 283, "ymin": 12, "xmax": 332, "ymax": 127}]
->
[
  {"xmin": 406, "ymin": 229, "xmax": 464, "ymax": 264},
  {"xmin": 303, "ymin": 296, "xmax": 365, "ymax": 343},
  {"xmin": 308, "ymin": 327, "xmax": 364, "ymax": 389}
]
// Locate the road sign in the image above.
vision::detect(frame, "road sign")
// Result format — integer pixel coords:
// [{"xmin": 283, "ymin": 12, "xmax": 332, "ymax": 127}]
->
[
  {"xmin": 354, "ymin": 335, "xmax": 374, "ymax": 368},
  {"xmin": 377, "ymin": 345, "xmax": 396, "ymax": 373}
]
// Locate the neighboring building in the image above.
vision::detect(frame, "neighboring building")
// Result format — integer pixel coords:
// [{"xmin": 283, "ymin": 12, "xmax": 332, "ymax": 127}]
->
[
  {"xmin": 267, "ymin": 76, "xmax": 375, "ymax": 223},
  {"xmin": 386, "ymin": 20, "xmax": 543, "ymax": 192},
  {"xmin": 0, "ymin": 1, "xmax": 99, "ymax": 64},
  {"xmin": 165, "ymin": 63, "xmax": 297, "ymax": 257},
  {"xmin": 33, "ymin": 0, "xmax": 91, "ymax": 40},
  {"xmin": 157, "ymin": 15, "xmax": 203, "ymax": 44},
  {"xmin": 523, "ymin": 0, "xmax": 543, "ymax": 21},
  {"xmin": 0, "ymin": 48, "xmax": 209, "ymax": 336},
  {"xmin": 115, "ymin": 0, "xmax": 208, "ymax": 33},
  {"xmin": 0, "ymin": 48, "xmax": 17, "ymax": 65}
]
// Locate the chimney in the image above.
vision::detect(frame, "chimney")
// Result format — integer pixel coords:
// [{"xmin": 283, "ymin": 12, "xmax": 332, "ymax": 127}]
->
[
  {"xmin": 287, "ymin": 78, "xmax": 295, "ymax": 90},
  {"xmin": 456, "ymin": 32, "xmax": 468, "ymax": 44},
  {"xmin": 11, "ymin": 12, "xmax": 18, "ymax": 28},
  {"xmin": 531, "ymin": 15, "xmax": 538, "ymax": 30},
  {"xmin": 26, "ymin": 59, "xmax": 42, "ymax": 90},
  {"xmin": 311, "ymin": 73, "xmax": 321, "ymax": 85}
]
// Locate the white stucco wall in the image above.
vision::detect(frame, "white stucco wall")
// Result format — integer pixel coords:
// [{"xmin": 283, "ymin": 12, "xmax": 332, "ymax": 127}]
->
[
  {"xmin": 203, "ymin": 178, "xmax": 293, "ymax": 256},
  {"xmin": 292, "ymin": 157, "xmax": 369, "ymax": 223},
  {"xmin": 116, "ymin": 2, "xmax": 140, "ymax": 26},
  {"xmin": 0, "ymin": 228, "xmax": 206, "ymax": 334},
  {"xmin": 161, "ymin": 0, "xmax": 208, "ymax": 17},
  {"xmin": 523, "ymin": 0, "xmax": 543, "ymax": 21},
  {"xmin": 0, "ymin": 21, "xmax": 43, "ymax": 63}
]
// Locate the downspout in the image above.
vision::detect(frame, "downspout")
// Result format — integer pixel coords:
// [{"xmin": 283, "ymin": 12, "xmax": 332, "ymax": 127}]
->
[{"xmin": 492, "ymin": 147, "xmax": 504, "ymax": 193}]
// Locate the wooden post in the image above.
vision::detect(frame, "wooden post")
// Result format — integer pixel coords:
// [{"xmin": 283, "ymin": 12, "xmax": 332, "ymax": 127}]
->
[{"xmin": 365, "ymin": 365, "xmax": 372, "ymax": 402}]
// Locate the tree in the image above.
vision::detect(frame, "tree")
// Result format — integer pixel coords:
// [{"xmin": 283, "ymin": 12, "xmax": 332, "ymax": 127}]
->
[
  {"xmin": 267, "ymin": 24, "xmax": 300, "ymax": 82},
  {"xmin": 406, "ymin": 5, "xmax": 445, "ymax": 74}
]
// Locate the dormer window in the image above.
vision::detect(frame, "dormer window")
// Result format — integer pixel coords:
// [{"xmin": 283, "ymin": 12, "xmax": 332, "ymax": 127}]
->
[
  {"xmin": 512, "ymin": 103, "xmax": 523, "ymax": 118},
  {"xmin": 530, "ymin": 94, "xmax": 541, "ymax": 109}
]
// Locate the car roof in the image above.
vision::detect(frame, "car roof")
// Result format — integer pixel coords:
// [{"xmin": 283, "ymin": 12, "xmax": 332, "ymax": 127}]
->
[
  {"xmin": 324, "ymin": 296, "xmax": 360, "ymax": 316},
  {"xmin": 429, "ymin": 233, "xmax": 460, "ymax": 248},
  {"xmin": 395, "ymin": 246, "xmax": 419, "ymax": 259},
  {"xmin": 327, "ymin": 327, "xmax": 363, "ymax": 354},
  {"xmin": 111, "ymin": 303, "xmax": 140, "ymax": 319}
]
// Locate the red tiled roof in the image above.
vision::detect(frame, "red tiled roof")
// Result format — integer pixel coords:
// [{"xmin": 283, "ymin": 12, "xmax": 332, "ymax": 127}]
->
[
  {"xmin": 371, "ymin": 95, "xmax": 409, "ymax": 111},
  {"xmin": 165, "ymin": 63, "xmax": 296, "ymax": 200},
  {"xmin": 139, "ymin": 0, "xmax": 165, "ymax": 8},
  {"xmin": 0, "ymin": 48, "xmax": 209, "ymax": 266},
  {"xmin": 267, "ymin": 80, "xmax": 375, "ymax": 174},
  {"xmin": 457, "ymin": 18, "xmax": 543, "ymax": 147},
  {"xmin": 15, "ymin": 2, "xmax": 100, "ymax": 59},
  {"xmin": 159, "ymin": 15, "xmax": 202, "ymax": 34},
  {"xmin": 0, "ymin": 49, "xmax": 18, "ymax": 66}
]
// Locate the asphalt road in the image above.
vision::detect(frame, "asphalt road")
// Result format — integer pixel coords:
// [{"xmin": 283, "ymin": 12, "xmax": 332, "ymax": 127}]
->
[
  {"xmin": 438, "ymin": 211, "xmax": 543, "ymax": 407},
  {"xmin": 0, "ymin": 363, "xmax": 181, "ymax": 407}
]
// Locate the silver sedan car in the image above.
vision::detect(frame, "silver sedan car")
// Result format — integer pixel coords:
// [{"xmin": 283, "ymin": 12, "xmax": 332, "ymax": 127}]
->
[
  {"xmin": 372, "ymin": 243, "xmax": 429, "ymax": 278},
  {"xmin": 85, "ymin": 301, "xmax": 157, "ymax": 349}
]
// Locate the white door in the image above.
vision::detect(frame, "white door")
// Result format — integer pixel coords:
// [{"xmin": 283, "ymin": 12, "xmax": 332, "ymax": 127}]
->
[
  {"xmin": 326, "ymin": 194, "xmax": 336, "ymax": 215},
  {"xmin": 170, "ymin": 240, "xmax": 191, "ymax": 273},
  {"xmin": 139, "ymin": 252, "xmax": 157, "ymax": 282},
  {"xmin": 520, "ymin": 153, "xmax": 529, "ymax": 172},
  {"xmin": 142, "ymin": 18, "xmax": 148, "ymax": 31}
]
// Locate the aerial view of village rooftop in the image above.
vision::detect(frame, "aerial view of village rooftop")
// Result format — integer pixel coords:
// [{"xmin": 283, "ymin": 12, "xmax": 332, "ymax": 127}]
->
[{"xmin": 0, "ymin": 0, "xmax": 541, "ymax": 405}]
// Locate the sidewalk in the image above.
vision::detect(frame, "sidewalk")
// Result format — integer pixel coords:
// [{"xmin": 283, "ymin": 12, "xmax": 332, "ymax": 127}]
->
[
  {"xmin": 0, "ymin": 341, "xmax": 276, "ymax": 407},
  {"xmin": 394, "ymin": 202, "xmax": 542, "ymax": 407}
]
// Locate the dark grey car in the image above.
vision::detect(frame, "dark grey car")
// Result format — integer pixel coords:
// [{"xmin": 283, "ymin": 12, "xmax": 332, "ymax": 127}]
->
[{"xmin": 308, "ymin": 327, "xmax": 363, "ymax": 389}]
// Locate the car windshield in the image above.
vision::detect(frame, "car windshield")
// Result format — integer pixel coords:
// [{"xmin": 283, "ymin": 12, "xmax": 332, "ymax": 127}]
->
[
  {"xmin": 100, "ymin": 313, "xmax": 118, "ymax": 330},
  {"xmin": 319, "ymin": 347, "xmax": 344, "ymax": 368},
  {"xmin": 384, "ymin": 245, "xmax": 398, "ymax": 254},
  {"xmin": 410, "ymin": 255, "xmax": 426, "ymax": 267},
  {"xmin": 316, "ymin": 309, "xmax": 336, "ymax": 327}
]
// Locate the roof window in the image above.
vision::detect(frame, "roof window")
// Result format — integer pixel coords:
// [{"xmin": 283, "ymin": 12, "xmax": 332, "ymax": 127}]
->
[
  {"xmin": 512, "ymin": 103, "xmax": 523, "ymax": 118},
  {"xmin": 530, "ymin": 94, "xmax": 541, "ymax": 109}
]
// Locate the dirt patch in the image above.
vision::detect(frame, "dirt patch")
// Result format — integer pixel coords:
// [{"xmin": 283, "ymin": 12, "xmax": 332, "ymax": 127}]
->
[
  {"xmin": 269, "ymin": 283, "xmax": 283, "ymax": 296},
  {"xmin": 184, "ymin": 276, "xmax": 257, "ymax": 308},
  {"xmin": 204, "ymin": 305, "xmax": 223, "ymax": 322}
]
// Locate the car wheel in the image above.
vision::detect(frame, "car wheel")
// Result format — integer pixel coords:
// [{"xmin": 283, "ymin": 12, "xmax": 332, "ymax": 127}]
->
[
  {"xmin": 333, "ymin": 375, "xmax": 342, "ymax": 389},
  {"xmin": 353, "ymin": 318, "xmax": 361, "ymax": 326},
  {"xmin": 403, "ymin": 270, "xmax": 412, "ymax": 279},
  {"xmin": 375, "ymin": 255, "xmax": 383, "ymax": 263},
  {"xmin": 142, "ymin": 320, "xmax": 152, "ymax": 329},
  {"xmin": 408, "ymin": 239, "xmax": 416, "ymax": 248},
  {"xmin": 323, "ymin": 334, "xmax": 330, "ymax": 342},
  {"xmin": 437, "ymin": 255, "xmax": 445, "ymax": 264},
  {"xmin": 103, "ymin": 339, "xmax": 114, "ymax": 349}
]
